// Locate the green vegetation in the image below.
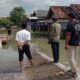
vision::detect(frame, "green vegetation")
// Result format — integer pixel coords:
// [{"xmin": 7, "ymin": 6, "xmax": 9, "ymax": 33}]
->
[
  {"xmin": 10, "ymin": 7, "xmax": 28, "ymax": 26},
  {"xmin": 0, "ymin": 17, "xmax": 13, "ymax": 26},
  {"xmin": 0, "ymin": 6, "xmax": 29, "ymax": 29}
]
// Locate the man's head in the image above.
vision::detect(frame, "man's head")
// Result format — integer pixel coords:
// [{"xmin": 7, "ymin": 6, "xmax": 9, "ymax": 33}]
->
[
  {"xmin": 67, "ymin": 12, "xmax": 76, "ymax": 19},
  {"xmin": 52, "ymin": 16, "xmax": 57, "ymax": 22},
  {"xmin": 22, "ymin": 22, "xmax": 27, "ymax": 29}
]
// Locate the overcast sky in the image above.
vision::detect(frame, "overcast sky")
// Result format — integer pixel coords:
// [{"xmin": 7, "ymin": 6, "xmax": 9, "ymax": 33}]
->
[{"xmin": 0, "ymin": 0, "xmax": 80, "ymax": 18}]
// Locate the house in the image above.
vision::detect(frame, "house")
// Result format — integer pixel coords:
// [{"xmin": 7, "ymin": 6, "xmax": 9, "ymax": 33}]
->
[
  {"xmin": 47, "ymin": 6, "xmax": 74, "ymax": 30},
  {"xmin": 29, "ymin": 10, "xmax": 48, "ymax": 31},
  {"xmin": 70, "ymin": 4, "xmax": 80, "ymax": 19},
  {"xmin": 31, "ymin": 10, "xmax": 48, "ymax": 20},
  {"xmin": 28, "ymin": 17, "xmax": 38, "ymax": 31},
  {"xmin": 29, "ymin": 4, "xmax": 80, "ymax": 37},
  {"xmin": 46, "ymin": 6, "xmax": 73, "ymax": 38},
  {"xmin": 46, "ymin": 4, "xmax": 80, "ymax": 38}
]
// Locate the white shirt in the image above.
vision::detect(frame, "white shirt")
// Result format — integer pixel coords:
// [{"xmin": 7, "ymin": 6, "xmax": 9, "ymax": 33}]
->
[{"xmin": 16, "ymin": 29, "xmax": 31, "ymax": 45}]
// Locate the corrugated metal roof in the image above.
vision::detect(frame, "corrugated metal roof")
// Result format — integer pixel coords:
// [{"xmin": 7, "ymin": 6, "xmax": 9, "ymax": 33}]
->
[
  {"xmin": 35, "ymin": 10, "xmax": 48, "ymax": 17},
  {"xmin": 29, "ymin": 17, "xmax": 38, "ymax": 19},
  {"xmin": 31, "ymin": 10, "xmax": 48, "ymax": 19}
]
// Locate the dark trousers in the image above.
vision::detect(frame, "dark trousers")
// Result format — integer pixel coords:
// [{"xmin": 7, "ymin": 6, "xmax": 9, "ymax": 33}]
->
[
  {"xmin": 18, "ymin": 44, "xmax": 32, "ymax": 61},
  {"xmin": 51, "ymin": 42, "xmax": 59, "ymax": 62}
]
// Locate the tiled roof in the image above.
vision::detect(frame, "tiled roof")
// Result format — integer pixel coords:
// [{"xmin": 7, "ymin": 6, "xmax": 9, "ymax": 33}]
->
[
  {"xmin": 47, "ymin": 6, "xmax": 72, "ymax": 19},
  {"xmin": 71, "ymin": 4, "xmax": 80, "ymax": 15}
]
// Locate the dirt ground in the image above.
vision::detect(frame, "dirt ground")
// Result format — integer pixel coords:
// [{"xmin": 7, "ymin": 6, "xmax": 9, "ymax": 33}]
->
[{"xmin": 24, "ymin": 52, "xmax": 77, "ymax": 80}]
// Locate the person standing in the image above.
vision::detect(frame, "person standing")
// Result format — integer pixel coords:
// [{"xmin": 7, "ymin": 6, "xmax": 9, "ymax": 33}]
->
[
  {"xmin": 65, "ymin": 12, "xmax": 80, "ymax": 77},
  {"xmin": 7, "ymin": 25, "xmax": 12, "ymax": 40},
  {"xmin": 50, "ymin": 17, "xmax": 61, "ymax": 63},
  {"xmin": 16, "ymin": 22, "xmax": 34, "ymax": 72}
]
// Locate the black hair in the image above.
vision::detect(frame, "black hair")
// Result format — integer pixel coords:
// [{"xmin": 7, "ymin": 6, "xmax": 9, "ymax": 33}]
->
[
  {"xmin": 68, "ymin": 12, "xmax": 76, "ymax": 18},
  {"xmin": 52, "ymin": 16, "xmax": 57, "ymax": 22},
  {"xmin": 22, "ymin": 22, "xmax": 27, "ymax": 29}
]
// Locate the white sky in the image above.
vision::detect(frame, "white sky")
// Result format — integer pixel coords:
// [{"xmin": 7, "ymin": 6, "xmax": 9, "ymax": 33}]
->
[{"xmin": 0, "ymin": 0, "xmax": 80, "ymax": 17}]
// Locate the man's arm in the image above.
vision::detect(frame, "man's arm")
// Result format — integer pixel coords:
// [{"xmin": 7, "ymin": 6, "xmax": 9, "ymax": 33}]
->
[
  {"xmin": 16, "ymin": 40, "xmax": 21, "ymax": 46},
  {"xmin": 16, "ymin": 32, "xmax": 23, "ymax": 50},
  {"xmin": 22, "ymin": 40, "xmax": 30, "ymax": 46},
  {"xmin": 16, "ymin": 40, "xmax": 23, "ymax": 50},
  {"xmin": 22, "ymin": 32, "xmax": 31, "ymax": 45},
  {"xmin": 65, "ymin": 22, "xmax": 72, "ymax": 50},
  {"xmin": 65, "ymin": 32, "xmax": 71, "ymax": 50},
  {"xmin": 79, "ymin": 33, "xmax": 80, "ymax": 45},
  {"xmin": 16, "ymin": 33, "xmax": 21, "ymax": 46}
]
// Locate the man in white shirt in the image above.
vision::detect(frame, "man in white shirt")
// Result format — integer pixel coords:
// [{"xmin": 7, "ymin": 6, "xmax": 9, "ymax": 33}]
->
[{"xmin": 16, "ymin": 22, "xmax": 33, "ymax": 72}]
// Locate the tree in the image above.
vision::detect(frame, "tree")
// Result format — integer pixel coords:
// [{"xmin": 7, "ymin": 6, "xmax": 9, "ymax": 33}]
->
[
  {"xmin": 0, "ymin": 17, "xmax": 13, "ymax": 27},
  {"xmin": 10, "ymin": 7, "xmax": 27, "ymax": 25}
]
